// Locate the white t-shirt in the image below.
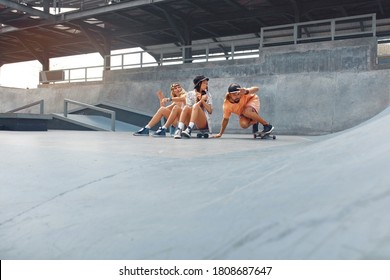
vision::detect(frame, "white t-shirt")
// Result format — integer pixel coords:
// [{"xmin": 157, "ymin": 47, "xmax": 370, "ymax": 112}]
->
[{"xmin": 186, "ymin": 90, "xmax": 213, "ymax": 132}]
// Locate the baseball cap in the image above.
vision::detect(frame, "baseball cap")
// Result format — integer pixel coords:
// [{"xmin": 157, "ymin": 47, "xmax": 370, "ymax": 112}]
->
[
  {"xmin": 193, "ymin": 75, "xmax": 209, "ymax": 88},
  {"xmin": 228, "ymin": 83, "xmax": 241, "ymax": 93}
]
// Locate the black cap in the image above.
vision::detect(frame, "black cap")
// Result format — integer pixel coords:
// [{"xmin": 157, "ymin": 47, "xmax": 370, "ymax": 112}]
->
[
  {"xmin": 228, "ymin": 83, "xmax": 241, "ymax": 93},
  {"xmin": 193, "ymin": 75, "xmax": 209, "ymax": 88}
]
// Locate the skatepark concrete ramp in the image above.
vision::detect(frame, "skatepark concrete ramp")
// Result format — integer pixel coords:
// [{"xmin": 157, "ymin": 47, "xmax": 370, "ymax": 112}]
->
[
  {"xmin": 1, "ymin": 106, "xmax": 390, "ymax": 259},
  {"xmin": 49, "ymin": 101, "xmax": 155, "ymax": 132}
]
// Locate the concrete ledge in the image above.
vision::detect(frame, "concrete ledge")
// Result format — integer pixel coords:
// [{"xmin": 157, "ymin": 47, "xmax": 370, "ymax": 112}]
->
[{"xmin": 0, "ymin": 113, "xmax": 52, "ymax": 131}]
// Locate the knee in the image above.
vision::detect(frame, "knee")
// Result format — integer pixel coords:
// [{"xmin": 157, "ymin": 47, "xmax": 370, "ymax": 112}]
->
[
  {"xmin": 192, "ymin": 103, "xmax": 202, "ymax": 112},
  {"xmin": 172, "ymin": 105, "xmax": 181, "ymax": 112},
  {"xmin": 156, "ymin": 107, "xmax": 165, "ymax": 114},
  {"xmin": 239, "ymin": 118, "xmax": 250, "ymax": 128},
  {"xmin": 182, "ymin": 106, "xmax": 192, "ymax": 114}
]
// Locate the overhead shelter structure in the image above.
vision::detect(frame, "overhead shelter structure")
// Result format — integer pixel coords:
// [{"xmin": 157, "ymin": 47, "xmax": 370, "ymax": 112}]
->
[{"xmin": 1, "ymin": 0, "xmax": 390, "ymax": 71}]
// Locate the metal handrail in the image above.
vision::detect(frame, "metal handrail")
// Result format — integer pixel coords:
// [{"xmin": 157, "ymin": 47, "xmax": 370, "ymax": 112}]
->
[
  {"xmin": 6, "ymin": 99, "xmax": 44, "ymax": 114},
  {"xmin": 63, "ymin": 99, "xmax": 116, "ymax": 131}
]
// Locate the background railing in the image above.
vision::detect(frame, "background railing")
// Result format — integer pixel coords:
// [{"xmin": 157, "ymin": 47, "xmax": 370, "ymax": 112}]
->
[
  {"xmin": 6, "ymin": 99, "xmax": 45, "ymax": 114},
  {"xmin": 63, "ymin": 99, "xmax": 116, "ymax": 131},
  {"xmin": 40, "ymin": 65, "xmax": 104, "ymax": 84},
  {"xmin": 260, "ymin": 14, "xmax": 376, "ymax": 47},
  {"xmin": 40, "ymin": 14, "xmax": 389, "ymax": 84}
]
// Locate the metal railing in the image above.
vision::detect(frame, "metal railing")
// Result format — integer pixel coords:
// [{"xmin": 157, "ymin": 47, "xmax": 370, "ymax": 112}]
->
[
  {"xmin": 40, "ymin": 13, "xmax": 382, "ymax": 84},
  {"xmin": 105, "ymin": 37, "xmax": 261, "ymax": 70},
  {"xmin": 6, "ymin": 99, "xmax": 45, "ymax": 114},
  {"xmin": 47, "ymin": 65, "xmax": 104, "ymax": 84},
  {"xmin": 63, "ymin": 99, "xmax": 116, "ymax": 131},
  {"xmin": 105, "ymin": 14, "xmax": 378, "ymax": 70},
  {"xmin": 260, "ymin": 14, "xmax": 376, "ymax": 47}
]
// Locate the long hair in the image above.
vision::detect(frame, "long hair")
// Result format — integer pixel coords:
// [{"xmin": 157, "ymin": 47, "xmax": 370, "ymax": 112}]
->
[
  {"xmin": 170, "ymin": 83, "xmax": 187, "ymax": 97},
  {"xmin": 194, "ymin": 82, "xmax": 208, "ymax": 93}
]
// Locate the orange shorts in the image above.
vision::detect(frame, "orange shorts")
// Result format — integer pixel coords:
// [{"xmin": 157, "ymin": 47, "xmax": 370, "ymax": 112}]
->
[{"xmin": 239, "ymin": 95, "xmax": 260, "ymax": 117}]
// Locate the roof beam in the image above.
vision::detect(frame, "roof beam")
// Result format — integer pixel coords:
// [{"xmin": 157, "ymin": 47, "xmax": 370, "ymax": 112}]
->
[
  {"xmin": 140, "ymin": 4, "xmax": 187, "ymax": 44},
  {"xmin": 0, "ymin": 0, "xmax": 55, "ymax": 22},
  {"xmin": 12, "ymin": 34, "xmax": 46, "ymax": 64},
  {"xmin": 223, "ymin": 0, "xmax": 268, "ymax": 28},
  {"xmin": 377, "ymin": 0, "xmax": 384, "ymax": 15},
  {"xmin": 0, "ymin": 0, "xmax": 170, "ymax": 33},
  {"xmin": 60, "ymin": 0, "xmax": 169, "ymax": 21},
  {"xmin": 289, "ymin": 0, "xmax": 300, "ymax": 22},
  {"xmin": 75, "ymin": 21, "xmax": 109, "ymax": 58}
]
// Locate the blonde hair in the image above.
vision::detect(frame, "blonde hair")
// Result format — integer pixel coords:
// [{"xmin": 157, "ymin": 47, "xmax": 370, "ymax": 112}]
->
[{"xmin": 170, "ymin": 83, "xmax": 187, "ymax": 98}]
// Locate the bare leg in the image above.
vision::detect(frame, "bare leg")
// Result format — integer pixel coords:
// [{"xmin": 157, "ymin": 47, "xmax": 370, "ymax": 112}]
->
[
  {"xmin": 239, "ymin": 116, "xmax": 255, "ymax": 129},
  {"xmin": 147, "ymin": 107, "xmax": 172, "ymax": 128},
  {"xmin": 241, "ymin": 107, "xmax": 268, "ymax": 126},
  {"xmin": 179, "ymin": 105, "xmax": 192, "ymax": 127},
  {"xmin": 164, "ymin": 105, "xmax": 182, "ymax": 128},
  {"xmin": 190, "ymin": 102, "xmax": 208, "ymax": 129}
]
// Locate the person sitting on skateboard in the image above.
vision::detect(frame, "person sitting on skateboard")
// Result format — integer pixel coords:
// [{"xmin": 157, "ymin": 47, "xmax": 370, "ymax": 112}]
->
[
  {"xmin": 133, "ymin": 82, "xmax": 187, "ymax": 136},
  {"xmin": 174, "ymin": 75, "xmax": 213, "ymax": 139},
  {"xmin": 214, "ymin": 83, "xmax": 273, "ymax": 138}
]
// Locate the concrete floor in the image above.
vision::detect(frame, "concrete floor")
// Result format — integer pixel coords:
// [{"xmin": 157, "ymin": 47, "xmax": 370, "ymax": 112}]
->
[{"xmin": 1, "ymin": 108, "xmax": 390, "ymax": 259}]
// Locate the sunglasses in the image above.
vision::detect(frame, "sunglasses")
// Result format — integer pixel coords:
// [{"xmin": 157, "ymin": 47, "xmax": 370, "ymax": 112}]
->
[{"xmin": 171, "ymin": 83, "xmax": 181, "ymax": 90}]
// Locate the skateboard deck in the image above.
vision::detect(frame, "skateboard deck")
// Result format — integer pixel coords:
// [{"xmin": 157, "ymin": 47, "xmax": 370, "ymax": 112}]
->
[{"xmin": 254, "ymin": 131, "xmax": 276, "ymax": 140}]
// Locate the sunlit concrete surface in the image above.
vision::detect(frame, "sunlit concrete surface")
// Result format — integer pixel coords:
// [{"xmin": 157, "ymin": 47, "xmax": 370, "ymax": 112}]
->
[{"xmin": 1, "ymin": 108, "xmax": 390, "ymax": 260}]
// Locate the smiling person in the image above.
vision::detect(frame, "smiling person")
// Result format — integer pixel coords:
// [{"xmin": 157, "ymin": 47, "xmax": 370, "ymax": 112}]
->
[
  {"xmin": 214, "ymin": 83, "xmax": 273, "ymax": 138},
  {"xmin": 133, "ymin": 83, "xmax": 187, "ymax": 136}
]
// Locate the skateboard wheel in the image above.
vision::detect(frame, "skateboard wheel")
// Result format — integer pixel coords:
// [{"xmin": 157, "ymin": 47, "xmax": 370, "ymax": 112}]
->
[
  {"xmin": 204, "ymin": 133, "xmax": 209, "ymax": 138},
  {"xmin": 197, "ymin": 133, "xmax": 202, "ymax": 138}
]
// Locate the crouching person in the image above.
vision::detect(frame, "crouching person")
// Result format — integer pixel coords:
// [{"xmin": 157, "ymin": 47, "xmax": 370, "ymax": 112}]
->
[{"xmin": 214, "ymin": 83, "xmax": 273, "ymax": 138}]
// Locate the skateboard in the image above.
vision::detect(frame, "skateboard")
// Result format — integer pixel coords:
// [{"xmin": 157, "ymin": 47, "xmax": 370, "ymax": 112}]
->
[
  {"xmin": 254, "ymin": 131, "xmax": 276, "ymax": 140},
  {"xmin": 196, "ymin": 131, "xmax": 209, "ymax": 138}
]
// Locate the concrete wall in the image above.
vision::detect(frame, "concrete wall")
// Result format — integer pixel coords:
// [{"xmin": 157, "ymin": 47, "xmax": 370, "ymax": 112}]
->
[
  {"xmin": 102, "ymin": 37, "xmax": 390, "ymax": 135},
  {"xmin": 1, "ymin": 37, "xmax": 389, "ymax": 135},
  {"xmin": 0, "ymin": 82, "xmax": 102, "ymax": 114}
]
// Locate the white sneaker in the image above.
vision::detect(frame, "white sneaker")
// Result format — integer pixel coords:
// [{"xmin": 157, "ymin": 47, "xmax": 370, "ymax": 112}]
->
[{"xmin": 174, "ymin": 128, "xmax": 182, "ymax": 139}]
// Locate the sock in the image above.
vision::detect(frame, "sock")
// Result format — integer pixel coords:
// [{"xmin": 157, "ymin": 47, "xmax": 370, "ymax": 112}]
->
[
  {"xmin": 188, "ymin": 122, "xmax": 195, "ymax": 129},
  {"xmin": 162, "ymin": 126, "xmax": 167, "ymax": 130},
  {"xmin": 252, "ymin": 122, "xmax": 259, "ymax": 133},
  {"xmin": 145, "ymin": 125, "xmax": 151, "ymax": 129},
  {"xmin": 178, "ymin": 122, "xmax": 184, "ymax": 130}
]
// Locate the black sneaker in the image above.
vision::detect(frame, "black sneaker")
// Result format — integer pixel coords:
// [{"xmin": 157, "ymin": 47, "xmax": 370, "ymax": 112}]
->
[
  {"xmin": 262, "ymin": 124, "xmax": 274, "ymax": 135},
  {"xmin": 153, "ymin": 127, "xmax": 166, "ymax": 137},
  {"xmin": 133, "ymin": 127, "xmax": 149, "ymax": 136},
  {"xmin": 252, "ymin": 122, "xmax": 259, "ymax": 133},
  {"xmin": 182, "ymin": 127, "xmax": 192, "ymax": 138}
]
